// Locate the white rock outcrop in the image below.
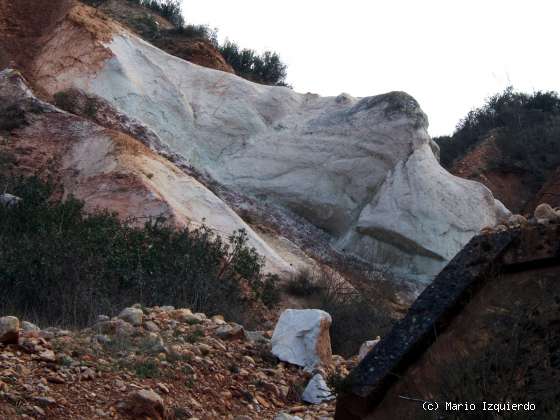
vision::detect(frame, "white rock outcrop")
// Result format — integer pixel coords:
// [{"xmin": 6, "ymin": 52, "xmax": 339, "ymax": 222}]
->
[
  {"xmin": 271, "ymin": 309, "xmax": 332, "ymax": 369},
  {"xmin": 301, "ymin": 374, "xmax": 335, "ymax": 404},
  {"xmin": 45, "ymin": 31, "xmax": 510, "ymax": 281},
  {"xmin": 17, "ymin": 4, "xmax": 512, "ymax": 282}
]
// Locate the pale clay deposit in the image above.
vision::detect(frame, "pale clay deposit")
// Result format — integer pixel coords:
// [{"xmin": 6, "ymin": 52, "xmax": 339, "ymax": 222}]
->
[{"xmin": 32, "ymin": 14, "xmax": 509, "ymax": 282}]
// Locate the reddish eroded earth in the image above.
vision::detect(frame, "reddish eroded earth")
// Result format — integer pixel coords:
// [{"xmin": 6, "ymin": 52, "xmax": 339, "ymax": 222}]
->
[
  {"xmin": 451, "ymin": 136, "xmax": 533, "ymax": 213},
  {"xmin": 0, "ymin": 306, "xmax": 352, "ymax": 419}
]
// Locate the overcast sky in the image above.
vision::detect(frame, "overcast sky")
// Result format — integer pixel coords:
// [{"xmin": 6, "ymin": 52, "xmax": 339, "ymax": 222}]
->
[{"xmin": 183, "ymin": 0, "xmax": 560, "ymax": 136}]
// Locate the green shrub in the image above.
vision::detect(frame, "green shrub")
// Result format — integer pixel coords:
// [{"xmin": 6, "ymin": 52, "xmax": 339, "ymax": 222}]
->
[
  {"xmin": 219, "ymin": 40, "xmax": 289, "ymax": 86},
  {"xmin": 434, "ymin": 87, "xmax": 560, "ymax": 180},
  {"xmin": 258, "ymin": 274, "xmax": 281, "ymax": 308},
  {"xmin": 80, "ymin": 1, "xmax": 289, "ymax": 87},
  {"xmin": 0, "ymin": 176, "xmax": 268, "ymax": 327}
]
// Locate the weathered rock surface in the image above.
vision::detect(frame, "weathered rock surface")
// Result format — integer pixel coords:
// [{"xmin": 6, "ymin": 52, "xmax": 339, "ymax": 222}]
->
[
  {"xmin": 0, "ymin": 68, "xmax": 291, "ymax": 275},
  {"xmin": 1, "ymin": 1, "xmax": 509, "ymax": 282},
  {"xmin": 271, "ymin": 309, "xmax": 332, "ymax": 369},
  {"xmin": 47, "ymin": 27, "xmax": 508, "ymax": 281}
]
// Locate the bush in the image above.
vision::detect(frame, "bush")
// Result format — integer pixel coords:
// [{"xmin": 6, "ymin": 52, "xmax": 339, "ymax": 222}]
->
[
  {"xmin": 285, "ymin": 270, "xmax": 321, "ymax": 297},
  {"xmin": 0, "ymin": 176, "xmax": 269, "ymax": 327},
  {"xmin": 434, "ymin": 87, "xmax": 560, "ymax": 179},
  {"xmin": 171, "ymin": 24, "xmax": 218, "ymax": 44},
  {"xmin": 219, "ymin": 40, "xmax": 289, "ymax": 86}
]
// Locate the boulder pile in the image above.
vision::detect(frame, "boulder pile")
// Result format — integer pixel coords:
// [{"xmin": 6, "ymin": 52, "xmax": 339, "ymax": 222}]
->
[{"xmin": 0, "ymin": 306, "xmax": 355, "ymax": 419}]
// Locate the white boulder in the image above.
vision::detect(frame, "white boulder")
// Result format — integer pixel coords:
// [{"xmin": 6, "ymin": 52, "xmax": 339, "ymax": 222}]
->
[
  {"xmin": 271, "ymin": 309, "xmax": 332, "ymax": 369},
  {"xmin": 301, "ymin": 374, "xmax": 335, "ymax": 404}
]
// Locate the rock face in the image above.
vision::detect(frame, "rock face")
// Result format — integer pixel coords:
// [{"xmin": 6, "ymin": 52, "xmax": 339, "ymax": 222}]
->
[
  {"xmin": 271, "ymin": 309, "xmax": 332, "ymax": 369},
  {"xmin": 53, "ymin": 29, "xmax": 507, "ymax": 281},
  {"xmin": 1, "ymin": 1, "xmax": 510, "ymax": 282}
]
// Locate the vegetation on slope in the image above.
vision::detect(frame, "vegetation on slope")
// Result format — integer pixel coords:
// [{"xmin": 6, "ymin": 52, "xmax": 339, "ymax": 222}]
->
[
  {"xmin": 0, "ymin": 176, "xmax": 279, "ymax": 327},
  {"xmin": 434, "ymin": 88, "xmax": 560, "ymax": 188},
  {"xmin": 81, "ymin": 0, "xmax": 289, "ymax": 86}
]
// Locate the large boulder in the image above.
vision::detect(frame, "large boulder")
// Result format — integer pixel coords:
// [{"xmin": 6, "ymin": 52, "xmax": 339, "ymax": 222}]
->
[{"xmin": 271, "ymin": 309, "xmax": 332, "ymax": 369}]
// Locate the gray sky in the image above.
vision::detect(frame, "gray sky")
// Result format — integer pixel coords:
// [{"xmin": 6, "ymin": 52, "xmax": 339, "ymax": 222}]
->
[{"xmin": 184, "ymin": 0, "xmax": 560, "ymax": 136}]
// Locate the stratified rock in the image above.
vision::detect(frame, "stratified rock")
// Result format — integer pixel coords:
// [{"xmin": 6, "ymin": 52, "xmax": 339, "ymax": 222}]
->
[
  {"xmin": 301, "ymin": 374, "xmax": 334, "ymax": 404},
  {"xmin": 0, "ymin": 316, "xmax": 19, "ymax": 344},
  {"xmin": 271, "ymin": 309, "xmax": 332, "ymax": 369},
  {"xmin": 358, "ymin": 337, "xmax": 381, "ymax": 361},
  {"xmin": 118, "ymin": 307, "xmax": 144, "ymax": 326}
]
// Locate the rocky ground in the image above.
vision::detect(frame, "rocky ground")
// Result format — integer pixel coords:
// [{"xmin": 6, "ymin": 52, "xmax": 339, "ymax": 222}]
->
[{"xmin": 0, "ymin": 305, "xmax": 354, "ymax": 419}]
